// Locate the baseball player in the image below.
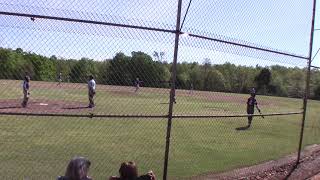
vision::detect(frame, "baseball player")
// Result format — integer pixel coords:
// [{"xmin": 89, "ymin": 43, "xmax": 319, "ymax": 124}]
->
[
  {"xmin": 169, "ymin": 79, "xmax": 177, "ymax": 104},
  {"xmin": 189, "ymin": 83, "xmax": 194, "ymax": 94},
  {"xmin": 246, "ymin": 88, "xmax": 261, "ymax": 128},
  {"xmin": 134, "ymin": 77, "xmax": 142, "ymax": 92},
  {"xmin": 88, "ymin": 75, "xmax": 96, "ymax": 108},
  {"xmin": 57, "ymin": 72, "xmax": 62, "ymax": 86},
  {"xmin": 21, "ymin": 75, "xmax": 30, "ymax": 108}
]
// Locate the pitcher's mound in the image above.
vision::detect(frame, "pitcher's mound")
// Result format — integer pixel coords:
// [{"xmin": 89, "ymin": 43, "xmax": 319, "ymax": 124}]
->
[{"xmin": 0, "ymin": 99, "xmax": 90, "ymax": 114}]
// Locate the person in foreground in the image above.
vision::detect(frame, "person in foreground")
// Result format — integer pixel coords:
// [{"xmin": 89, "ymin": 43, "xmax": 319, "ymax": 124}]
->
[
  {"xmin": 57, "ymin": 156, "xmax": 92, "ymax": 180},
  {"xmin": 246, "ymin": 88, "xmax": 262, "ymax": 128},
  {"xmin": 109, "ymin": 161, "xmax": 156, "ymax": 180}
]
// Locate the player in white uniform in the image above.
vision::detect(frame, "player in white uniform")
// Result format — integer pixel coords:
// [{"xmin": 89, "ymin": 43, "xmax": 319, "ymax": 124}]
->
[{"xmin": 88, "ymin": 75, "xmax": 96, "ymax": 108}]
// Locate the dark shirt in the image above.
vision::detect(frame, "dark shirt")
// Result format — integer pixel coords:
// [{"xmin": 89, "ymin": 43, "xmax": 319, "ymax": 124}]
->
[
  {"xmin": 135, "ymin": 80, "xmax": 142, "ymax": 86},
  {"xmin": 135, "ymin": 80, "xmax": 139, "ymax": 86},
  {"xmin": 23, "ymin": 80, "xmax": 29, "ymax": 91},
  {"xmin": 247, "ymin": 96, "xmax": 257, "ymax": 112}
]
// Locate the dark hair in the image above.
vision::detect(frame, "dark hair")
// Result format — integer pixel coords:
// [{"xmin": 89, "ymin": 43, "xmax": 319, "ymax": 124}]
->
[
  {"xmin": 64, "ymin": 157, "xmax": 91, "ymax": 180},
  {"xmin": 119, "ymin": 161, "xmax": 138, "ymax": 180},
  {"xmin": 89, "ymin": 75, "xmax": 94, "ymax": 80}
]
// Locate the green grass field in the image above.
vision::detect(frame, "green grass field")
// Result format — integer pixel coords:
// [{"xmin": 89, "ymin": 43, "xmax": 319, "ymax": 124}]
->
[{"xmin": 0, "ymin": 80, "xmax": 319, "ymax": 179}]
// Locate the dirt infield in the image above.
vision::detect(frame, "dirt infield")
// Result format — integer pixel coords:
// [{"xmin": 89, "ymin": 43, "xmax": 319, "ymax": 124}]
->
[
  {"xmin": 193, "ymin": 144, "xmax": 320, "ymax": 180},
  {"xmin": 0, "ymin": 99, "xmax": 89, "ymax": 114}
]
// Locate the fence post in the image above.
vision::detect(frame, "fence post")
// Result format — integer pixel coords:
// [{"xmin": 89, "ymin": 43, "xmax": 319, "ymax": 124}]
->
[
  {"xmin": 163, "ymin": 0, "xmax": 183, "ymax": 180},
  {"xmin": 296, "ymin": 0, "xmax": 317, "ymax": 166}
]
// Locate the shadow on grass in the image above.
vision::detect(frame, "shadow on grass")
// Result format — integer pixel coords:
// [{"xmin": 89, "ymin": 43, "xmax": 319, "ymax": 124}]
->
[
  {"xmin": 235, "ymin": 126, "xmax": 250, "ymax": 131},
  {"xmin": 159, "ymin": 102, "xmax": 169, "ymax": 104}
]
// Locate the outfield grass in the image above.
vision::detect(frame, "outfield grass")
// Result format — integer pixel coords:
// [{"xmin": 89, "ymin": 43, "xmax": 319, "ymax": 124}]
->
[{"xmin": 0, "ymin": 80, "xmax": 319, "ymax": 179}]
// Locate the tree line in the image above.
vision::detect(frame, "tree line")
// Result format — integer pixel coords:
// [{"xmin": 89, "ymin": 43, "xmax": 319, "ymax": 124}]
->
[{"xmin": 1, "ymin": 47, "xmax": 320, "ymax": 99}]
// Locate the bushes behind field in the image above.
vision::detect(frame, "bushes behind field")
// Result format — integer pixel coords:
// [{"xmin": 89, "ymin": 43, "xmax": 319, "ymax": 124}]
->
[{"xmin": 1, "ymin": 47, "xmax": 320, "ymax": 99}]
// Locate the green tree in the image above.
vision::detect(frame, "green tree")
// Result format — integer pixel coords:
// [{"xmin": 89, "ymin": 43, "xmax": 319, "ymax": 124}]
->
[
  {"xmin": 287, "ymin": 69, "xmax": 305, "ymax": 98},
  {"xmin": 255, "ymin": 68, "xmax": 271, "ymax": 94},
  {"xmin": 0, "ymin": 48, "xmax": 35, "ymax": 79},
  {"xmin": 25, "ymin": 53, "xmax": 55, "ymax": 81},
  {"xmin": 130, "ymin": 51, "xmax": 169, "ymax": 87},
  {"xmin": 176, "ymin": 62, "xmax": 191, "ymax": 89},
  {"xmin": 313, "ymin": 85, "xmax": 320, "ymax": 100},
  {"xmin": 188, "ymin": 63, "xmax": 203, "ymax": 90},
  {"xmin": 205, "ymin": 69, "xmax": 226, "ymax": 92},
  {"xmin": 70, "ymin": 58, "xmax": 97, "ymax": 83},
  {"xmin": 107, "ymin": 52, "xmax": 131, "ymax": 85},
  {"xmin": 96, "ymin": 60, "xmax": 111, "ymax": 84}
]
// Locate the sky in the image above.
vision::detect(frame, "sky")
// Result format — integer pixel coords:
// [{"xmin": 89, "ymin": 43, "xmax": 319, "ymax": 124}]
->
[{"xmin": 0, "ymin": 0, "xmax": 319, "ymax": 68}]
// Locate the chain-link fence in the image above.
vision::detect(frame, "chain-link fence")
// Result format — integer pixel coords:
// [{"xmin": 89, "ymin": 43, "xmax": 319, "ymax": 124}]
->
[{"xmin": 0, "ymin": 0, "xmax": 318, "ymax": 179}]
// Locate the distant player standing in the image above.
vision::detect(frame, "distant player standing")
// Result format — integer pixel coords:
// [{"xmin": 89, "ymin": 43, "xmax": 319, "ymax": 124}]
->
[
  {"xmin": 21, "ymin": 75, "xmax": 30, "ymax": 108},
  {"xmin": 134, "ymin": 77, "xmax": 141, "ymax": 92},
  {"xmin": 88, "ymin": 75, "xmax": 96, "ymax": 108},
  {"xmin": 246, "ymin": 88, "xmax": 261, "ymax": 128},
  {"xmin": 169, "ymin": 79, "xmax": 177, "ymax": 104},
  {"xmin": 57, "ymin": 72, "xmax": 62, "ymax": 86},
  {"xmin": 189, "ymin": 83, "xmax": 194, "ymax": 94}
]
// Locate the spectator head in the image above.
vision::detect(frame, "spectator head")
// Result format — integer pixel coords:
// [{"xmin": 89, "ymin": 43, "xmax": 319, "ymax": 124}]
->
[
  {"xmin": 119, "ymin": 161, "xmax": 138, "ymax": 180},
  {"xmin": 89, "ymin": 75, "xmax": 94, "ymax": 80},
  {"xmin": 65, "ymin": 156, "xmax": 91, "ymax": 180}
]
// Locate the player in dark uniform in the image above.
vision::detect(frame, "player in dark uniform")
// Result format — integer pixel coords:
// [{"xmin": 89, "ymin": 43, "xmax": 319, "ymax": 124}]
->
[
  {"xmin": 189, "ymin": 83, "xmax": 194, "ymax": 95},
  {"xmin": 57, "ymin": 72, "xmax": 62, "ymax": 86},
  {"xmin": 170, "ymin": 79, "xmax": 177, "ymax": 104},
  {"xmin": 21, "ymin": 75, "xmax": 30, "ymax": 108},
  {"xmin": 247, "ymin": 88, "xmax": 261, "ymax": 128}
]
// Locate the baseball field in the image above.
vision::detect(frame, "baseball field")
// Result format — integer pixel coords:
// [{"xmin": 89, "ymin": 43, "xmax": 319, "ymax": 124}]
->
[{"xmin": 0, "ymin": 80, "xmax": 319, "ymax": 179}]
